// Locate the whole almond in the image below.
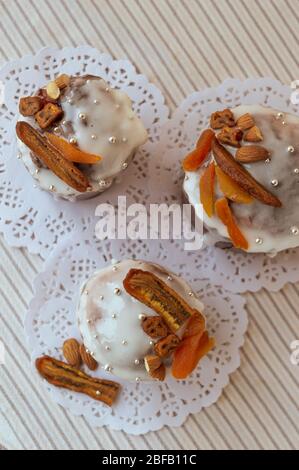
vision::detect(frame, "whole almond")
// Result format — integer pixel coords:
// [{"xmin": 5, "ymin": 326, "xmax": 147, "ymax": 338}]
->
[
  {"xmin": 79, "ymin": 344, "xmax": 98, "ymax": 371},
  {"xmin": 210, "ymin": 109, "xmax": 235, "ymax": 129},
  {"xmin": 63, "ymin": 338, "xmax": 81, "ymax": 368},
  {"xmin": 236, "ymin": 113, "xmax": 255, "ymax": 130},
  {"xmin": 244, "ymin": 125, "xmax": 263, "ymax": 143},
  {"xmin": 236, "ymin": 146, "xmax": 270, "ymax": 163}
]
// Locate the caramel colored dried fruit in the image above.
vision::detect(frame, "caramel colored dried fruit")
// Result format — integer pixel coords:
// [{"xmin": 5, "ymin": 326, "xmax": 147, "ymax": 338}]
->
[
  {"xmin": 36, "ymin": 356, "xmax": 120, "ymax": 406},
  {"xmin": 16, "ymin": 121, "xmax": 89, "ymax": 192},
  {"xmin": 55, "ymin": 74, "xmax": 71, "ymax": 89},
  {"xmin": 199, "ymin": 162, "xmax": 216, "ymax": 217},
  {"xmin": 45, "ymin": 133, "xmax": 101, "ymax": 164},
  {"xmin": 79, "ymin": 344, "xmax": 98, "ymax": 371},
  {"xmin": 212, "ymin": 138, "xmax": 282, "ymax": 207},
  {"xmin": 19, "ymin": 96, "xmax": 43, "ymax": 116},
  {"xmin": 182, "ymin": 129, "xmax": 215, "ymax": 171},
  {"xmin": 244, "ymin": 125, "xmax": 263, "ymax": 142},
  {"xmin": 217, "ymin": 126, "xmax": 243, "ymax": 147},
  {"xmin": 215, "ymin": 198, "xmax": 248, "ymax": 250},
  {"xmin": 63, "ymin": 338, "xmax": 81, "ymax": 368},
  {"xmin": 35, "ymin": 102, "xmax": 63, "ymax": 129},
  {"xmin": 154, "ymin": 334, "xmax": 180, "ymax": 358},
  {"xmin": 210, "ymin": 109, "xmax": 235, "ymax": 129},
  {"xmin": 123, "ymin": 269, "xmax": 195, "ymax": 332},
  {"xmin": 215, "ymin": 166, "xmax": 253, "ymax": 204},
  {"xmin": 235, "ymin": 145, "xmax": 270, "ymax": 163},
  {"xmin": 236, "ymin": 113, "xmax": 255, "ymax": 130},
  {"xmin": 142, "ymin": 316, "xmax": 169, "ymax": 338},
  {"xmin": 172, "ymin": 330, "xmax": 215, "ymax": 379}
]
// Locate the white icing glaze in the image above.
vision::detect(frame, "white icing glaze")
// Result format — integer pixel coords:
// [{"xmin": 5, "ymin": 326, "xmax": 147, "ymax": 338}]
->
[
  {"xmin": 18, "ymin": 76, "xmax": 148, "ymax": 200},
  {"xmin": 184, "ymin": 105, "xmax": 299, "ymax": 253},
  {"xmin": 77, "ymin": 259, "xmax": 205, "ymax": 381}
]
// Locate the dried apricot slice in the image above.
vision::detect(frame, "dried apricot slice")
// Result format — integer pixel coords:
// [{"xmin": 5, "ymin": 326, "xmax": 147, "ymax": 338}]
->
[
  {"xmin": 215, "ymin": 198, "xmax": 249, "ymax": 250},
  {"xmin": 45, "ymin": 133, "xmax": 101, "ymax": 164},
  {"xmin": 172, "ymin": 331, "xmax": 215, "ymax": 379},
  {"xmin": 215, "ymin": 166, "xmax": 253, "ymax": 204},
  {"xmin": 182, "ymin": 129, "xmax": 215, "ymax": 171},
  {"xmin": 200, "ymin": 162, "xmax": 215, "ymax": 217}
]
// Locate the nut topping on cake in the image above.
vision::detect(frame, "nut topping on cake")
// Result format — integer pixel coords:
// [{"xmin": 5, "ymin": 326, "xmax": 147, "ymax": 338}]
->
[
  {"xmin": 236, "ymin": 113, "xmax": 255, "ymax": 130},
  {"xmin": 236, "ymin": 145, "xmax": 270, "ymax": 163},
  {"xmin": 210, "ymin": 109, "xmax": 235, "ymax": 129},
  {"xmin": 141, "ymin": 316, "xmax": 169, "ymax": 338},
  {"xmin": 244, "ymin": 125, "xmax": 263, "ymax": 142},
  {"xmin": 35, "ymin": 102, "xmax": 63, "ymax": 129},
  {"xmin": 154, "ymin": 334, "xmax": 180, "ymax": 358},
  {"xmin": 54, "ymin": 74, "xmax": 71, "ymax": 89},
  {"xmin": 19, "ymin": 96, "xmax": 43, "ymax": 116},
  {"xmin": 217, "ymin": 126, "xmax": 243, "ymax": 147}
]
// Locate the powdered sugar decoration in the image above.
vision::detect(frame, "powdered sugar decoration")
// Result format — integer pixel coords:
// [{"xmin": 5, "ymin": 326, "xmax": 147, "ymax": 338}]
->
[
  {"xmin": 0, "ymin": 46, "xmax": 168, "ymax": 258},
  {"xmin": 25, "ymin": 228, "xmax": 247, "ymax": 434},
  {"xmin": 148, "ymin": 78, "xmax": 299, "ymax": 293}
]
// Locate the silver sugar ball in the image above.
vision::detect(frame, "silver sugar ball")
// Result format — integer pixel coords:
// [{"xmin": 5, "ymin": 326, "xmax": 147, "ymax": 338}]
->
[
  {"xmin": 291, "ymin": 226, "xmax": 299, "ymax": 235},
  {"xmin": 109, "ymin": 136, "xmax": 117, "ymax": 144},
  {"xmin": 255, "ymin": 238, "xmax": 263, "ymax": 245},
  {"xmin": 271, "ymin": 179, "xmax": 279, "ymax": 187},
  {"xmin": 114, "ymin": 287, "xmax": 121, "ymax": 295}
]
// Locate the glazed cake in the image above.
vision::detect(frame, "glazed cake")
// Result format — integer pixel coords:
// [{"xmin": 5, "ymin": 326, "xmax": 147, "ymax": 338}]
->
[
  {"xmin": 183, "ymin": 105, "xmax": 299, "ymax": 254},
  {"xmin": 16, "ymin": 75, "xmax": 148, "ymax": 200},
  {"xmin": 77, "ymin": 259, "xmax": 214, "ymax": 382}
]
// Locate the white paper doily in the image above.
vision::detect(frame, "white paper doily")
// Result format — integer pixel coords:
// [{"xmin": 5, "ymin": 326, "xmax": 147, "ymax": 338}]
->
[
  {"xmin": 25, "ymin": 227, "xmax": 247, "ymax": 434},
  {"xmin": 0, "ymin": 46, "xmax": 168, "ymax": 259},
  {"xmin": 148, "ymin": 78, "xmax": 299, "ymax": 293}
]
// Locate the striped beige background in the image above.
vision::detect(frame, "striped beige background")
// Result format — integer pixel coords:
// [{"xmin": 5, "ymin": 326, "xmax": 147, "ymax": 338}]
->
[{"xmin": 0, "ymin": 0, "xmax": 298, "ymax": 450}]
